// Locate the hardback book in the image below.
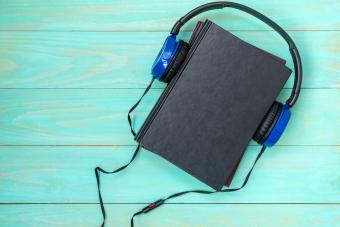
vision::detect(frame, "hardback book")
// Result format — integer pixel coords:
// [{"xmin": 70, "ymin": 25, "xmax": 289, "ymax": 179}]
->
[{"xmin": 136, "ymin": 20, "xmax": 292, "ymax": 190}]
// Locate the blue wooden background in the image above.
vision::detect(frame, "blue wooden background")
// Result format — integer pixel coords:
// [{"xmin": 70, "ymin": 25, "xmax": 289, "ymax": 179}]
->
[{"xmin": 0, "ymin": 0, "xmax": 339, "ymax": 226}]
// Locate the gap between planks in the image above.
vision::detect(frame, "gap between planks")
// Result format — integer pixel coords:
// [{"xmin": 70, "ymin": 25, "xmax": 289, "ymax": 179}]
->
[
  {"xmin": 0, "ymin": 88, "xmax": 338, "ymax": 90},
  {"xmin": 0, "ymin": 29, "xmax": 339, "ymax": 32},
  {"xmin": 0, "ymin": 203, "xmax": 339, "ymax": 205},
  {"xmin": 0, "ymin": 145, "xmax": 338, "ymax": 147}
]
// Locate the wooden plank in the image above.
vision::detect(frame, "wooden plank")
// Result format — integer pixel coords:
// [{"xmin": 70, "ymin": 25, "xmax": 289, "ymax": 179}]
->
[
  {"xmin": 0, "ymin": 89, "xmax": 338, "ymax": 146},
  {"xmin": 0, "ymin": 0, "xmax": 339, "ymax": 31},
  {"xmin": 0, "ymin": 31, "xmax": 339, "ymax": 89},
  {"xmin": 0, "ymin": 146, "xmax": 339, "ymax": 203},
  {"xmin": 0, "ymin": 204, "xmax": 339, "ymax": 227},
  {"xmin": 0, "ymin": 1, "xmax": 338, "ymax": 227}
]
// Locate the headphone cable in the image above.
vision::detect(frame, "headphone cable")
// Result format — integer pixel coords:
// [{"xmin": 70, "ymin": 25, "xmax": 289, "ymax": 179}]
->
[
  {"xmin": 95, "ymin": 77, "xmax": 155, "ymax": 227},
  {"xmin": 130, "ymin": 145, "xmax": 266, "ymax": 227},
  {"xmin": 95, "ymin": 77, "xmax": 266, "ymax": 227}
]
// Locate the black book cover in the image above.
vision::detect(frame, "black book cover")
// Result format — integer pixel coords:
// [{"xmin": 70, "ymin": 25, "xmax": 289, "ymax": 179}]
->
[{"xmin": 136, "ymin": 20, "xmax": 292, "ymax": 190}]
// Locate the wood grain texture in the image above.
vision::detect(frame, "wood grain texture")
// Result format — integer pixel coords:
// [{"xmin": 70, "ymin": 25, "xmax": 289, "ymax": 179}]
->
[
  {"xmin": 0, "ymin": 204, "xmax": 339, "ymax": 227},
  {"xmin": 0, "ymin": 89, "xmax": 339, "ymax": 146},
  {"xmin": 0, "ymin": 0, "xmax": 339, "ymax": 31},
  {"xmin": 0, "ymin": 146, "xmax": 339, "ymax": 203},
  {"xmin": 0, "ymin": 31, "xmax": 339, "ymax": 88},
  {"xmin": 0, "ymin": 0, "xmax": 339, "ymax": 226}
]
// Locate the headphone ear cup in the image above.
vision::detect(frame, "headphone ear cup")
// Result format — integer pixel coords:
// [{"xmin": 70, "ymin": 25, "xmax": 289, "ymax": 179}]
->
[
  {"xmin": 253, "ymin": 101, "xmax": 283, "ymax": 145},
  {"xmin": 161, "ymin": 40, "xmax": 189, "ymax": 83}
]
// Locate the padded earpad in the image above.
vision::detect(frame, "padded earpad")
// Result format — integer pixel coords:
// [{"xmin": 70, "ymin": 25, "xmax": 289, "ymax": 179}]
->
[
  {"xmin": 161, "ymin": 40, "xmax": 189, "ymax": 83},
  {"xmin": 253, "ymin": 101, "xmax": 283, "ymax": 145}
]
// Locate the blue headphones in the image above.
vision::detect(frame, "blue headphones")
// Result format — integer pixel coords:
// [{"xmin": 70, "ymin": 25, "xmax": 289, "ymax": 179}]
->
[
  {"xmin": 151, "ymin": 2, "xmax": 302, "ymax": 147},
  {"xmin": 94, "ymin": 3, "xmax": 304, "ymax": 227}
]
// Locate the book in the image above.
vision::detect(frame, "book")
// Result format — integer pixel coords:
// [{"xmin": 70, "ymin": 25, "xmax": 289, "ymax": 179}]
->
[{"xmin": 136, "ymin": 20, "xmax": 292, "ymax": 190}]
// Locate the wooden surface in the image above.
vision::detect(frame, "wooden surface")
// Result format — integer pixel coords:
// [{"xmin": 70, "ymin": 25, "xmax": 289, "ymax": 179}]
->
[{"xmin": 0, "ymin": 0, "xmax": 339, "ymax": 226}]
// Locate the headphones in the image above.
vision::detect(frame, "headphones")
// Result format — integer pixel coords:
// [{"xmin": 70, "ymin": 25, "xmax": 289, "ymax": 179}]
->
[
  {"xmin": 151, "ymin": 1, "xmax": 302, "ymax": 147},
  {"xmin": 95, "ymin": 3, "xmax": 303, "ymax": 227}
]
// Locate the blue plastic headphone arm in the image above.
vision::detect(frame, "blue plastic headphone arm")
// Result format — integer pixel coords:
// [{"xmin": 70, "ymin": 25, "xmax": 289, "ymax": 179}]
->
[
  {"xmin": 151, "ymin": 35, "xmax": 179, "ymax": 80},
  {"xmin": 264, "ymin": 105, "xmax": 291, "ymax": 147}
]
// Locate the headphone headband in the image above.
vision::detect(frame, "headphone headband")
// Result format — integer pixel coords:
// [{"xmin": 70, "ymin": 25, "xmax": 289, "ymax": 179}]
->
[{"xmin": 170, "ymin": 1, "xmax": 302, "ymax": 107}]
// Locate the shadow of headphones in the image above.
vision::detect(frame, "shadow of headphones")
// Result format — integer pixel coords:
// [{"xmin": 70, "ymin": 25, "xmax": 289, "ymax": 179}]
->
[{"xmin": 150, "ymin": 2, "xmax": 302, "ymax": 147}]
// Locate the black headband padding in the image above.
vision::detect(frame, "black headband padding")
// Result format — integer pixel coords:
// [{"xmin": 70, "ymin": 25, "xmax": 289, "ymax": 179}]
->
[
  {"xmin": 170, "ymin": 1, "xmax": 302, "ymax": 107},
  {"xmin": 161, "ymin": 41, "xmax": 190, "ymax": 83},
  {"xmin": 253, "ymin": 102, "xmax": 283, "ymax": 144}
]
